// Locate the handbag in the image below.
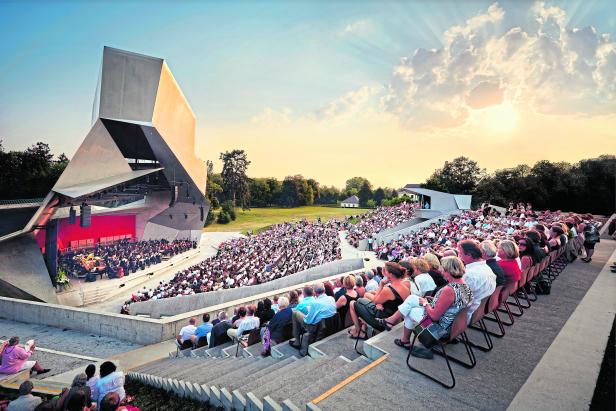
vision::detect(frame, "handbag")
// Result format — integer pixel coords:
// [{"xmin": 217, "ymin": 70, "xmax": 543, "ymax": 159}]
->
[{"xmin": 412, "ymin": 316, "xmax": 445, "ymax": 349}]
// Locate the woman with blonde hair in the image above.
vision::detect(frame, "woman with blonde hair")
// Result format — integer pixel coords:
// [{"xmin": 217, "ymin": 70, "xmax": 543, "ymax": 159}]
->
[
  {"xmin": 380, "ymin": 256, "xmax": 472, "ymax": 357},
  {"xmin": 497, "ymin": 240, "xmax": 521, "ymax": 284},
  {"xmin": 335, "ymin": 275, "xmax": 359, "ymax": 327},
  {"xmin": 422, "ymin": 253, "xmax": 448, "ymax": 289}
]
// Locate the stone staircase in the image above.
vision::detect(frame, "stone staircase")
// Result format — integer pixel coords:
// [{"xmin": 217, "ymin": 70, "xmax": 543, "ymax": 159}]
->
[{"xmin": 127, "ymin": 328, "xmax": 372, "ymax": 411}]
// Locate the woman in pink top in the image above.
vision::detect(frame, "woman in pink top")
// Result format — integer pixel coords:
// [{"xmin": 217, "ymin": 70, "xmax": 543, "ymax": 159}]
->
[
  {"xmin": 0, "ymin": 336, "xmax": 49, "ymax": 375},
  {"xmin": 497, "ymin": 240, "xmax": 522, "ymax": 284}
]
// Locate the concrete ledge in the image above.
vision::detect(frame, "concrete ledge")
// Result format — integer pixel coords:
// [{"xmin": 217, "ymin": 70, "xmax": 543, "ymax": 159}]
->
[{"xmin": 508, "ymin": 240, "xmax": 616, "ymax": 411}]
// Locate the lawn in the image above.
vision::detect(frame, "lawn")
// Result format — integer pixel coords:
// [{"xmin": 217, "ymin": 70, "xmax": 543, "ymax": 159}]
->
[{"xmin": 203, "ymin": 205, "xmax": 371, "ymax": 234}]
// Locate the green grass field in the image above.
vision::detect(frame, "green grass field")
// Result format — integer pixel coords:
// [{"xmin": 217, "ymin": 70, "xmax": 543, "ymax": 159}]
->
[{"xmin": 203, "ymin": 205, "xmax": 371, "ymax": 234}]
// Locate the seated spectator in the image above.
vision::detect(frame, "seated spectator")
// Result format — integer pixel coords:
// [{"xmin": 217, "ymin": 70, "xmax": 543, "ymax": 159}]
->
[
  {"xmin": 176, "ymin": 318, "xmax": 197, "ymax": 350},
  {"xmin": 335, "ymin": 275, "xmax": 359, "ymax": 327},
  {"xmin": 349, "ymin": 262, "xmax": 410, "ymax": 337},
  {"xmin": 7, "ymin": 381, "xmax": 41, "ymax": 411},
  {"xmin": 227, "ymin": 305, "xmax": 260, "ymax": 341},
  {"xmin": 289, "ymin": 283, "xmax": 337, "ymax": 356},
  {"xmin": 194, "ymin": 314, "xmax": 212, "ymax": 348},
  {"xmin": 497, "ymin": 240, "xmax": 522, "ymax": 284},
  {"xmin": 294, "ymin": 287, "xmax": 315, "ymax": 315},
  {"xmin": 270, "ymin": 296, "xmax": 280, "ymax": 313},
  {"xmin": 211, "ymin": 311, "xmax": 224, "ymax": 327},
  {"xmin": 95, "ymin": 362, "xmax": 125, "ymax": 409},
  {"xmin": 0, "ymin": 337, "xmax": 49, "ymax": 376},
  {"xmin": 458, "ymin": 240, "xmax": 496, "ymax": 322},
  {"xmin": 57, "ymin": 373, "xmax": 91, "ymax": 411},
  {"xmin": 354, "ymin": 276, "xmax": 366, "ymax": 298},
  {"xmin": 364, "ymin": 270, "xmax": 379, "ymax": 293},
  {"xmin": 288, "ymin": 291, "xmax": 299, "ymax": 309},
  {"xmin": 99, "ymin": 392, "xmax": 120, "ymax": 411},
  {"xmin": 232, "ymin": 307, "xmax": 246, "ymax": 327},
  {"xmin": 256, "ymin": 299, "xmax": 275, "ymax": 324},
  {"xmin": 324, "ymin": 282, "xmax": 335, "ymax": 298},
  {"xmin": 518, "ymin": 238, "xmax": 535, "ymax": 270},
  {"xmin": 209, "ymin": 312, "xmax": 232, "ymax": 348},
  {"xmin": 390, "ymin": 256, "xmax": 472, "ymax": 356},
  {"xmin": 480, "ymin": 240, "xmax": 506, "ymax": 286},
  {"xmin": 85, "ymin": 364, "xmax": 98, "ymax": 407},
  {"xmin": 261, "ymin": 296, "xmax": 292, "ymax": 345},
  {"xmin": 408, "ymin": 258, "xmax": 437, "ymax": 297},
  {"xmin": 422, "ymin": 253, "xmax": 448, "ymax": 289}
]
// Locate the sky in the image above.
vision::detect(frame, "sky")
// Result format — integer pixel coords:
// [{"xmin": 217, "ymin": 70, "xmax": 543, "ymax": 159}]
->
[{"xmin": 1, "ymin": 0, "xmax": 615, "ymax": 189}]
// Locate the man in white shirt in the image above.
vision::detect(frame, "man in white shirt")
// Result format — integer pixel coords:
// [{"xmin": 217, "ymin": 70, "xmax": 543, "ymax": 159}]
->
[
  {"xmin": 365, "ymin": 270, "xmax": 379, "ymax": 292},
  {"xmin": 458, "ymin": 240, "xmax": 496, "ymax": 323},
  {"xmin": 177, "ymin": 317, "xmax": 197, "ymax": 349},
  {"xmin": 227, "ymin": 305, "xmax": 260, "ymax": 341}
]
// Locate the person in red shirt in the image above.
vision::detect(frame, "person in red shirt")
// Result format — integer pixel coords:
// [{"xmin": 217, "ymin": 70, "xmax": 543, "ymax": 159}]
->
[{"xmin": 497, "ymin": 240, "xmax": 521, "ymax": 284}]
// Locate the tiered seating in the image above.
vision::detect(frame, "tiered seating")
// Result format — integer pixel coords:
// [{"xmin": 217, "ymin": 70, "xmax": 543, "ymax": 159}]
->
[{"xmin": 129, "ymin": 326, "xmax": 370, "ymax": 411}]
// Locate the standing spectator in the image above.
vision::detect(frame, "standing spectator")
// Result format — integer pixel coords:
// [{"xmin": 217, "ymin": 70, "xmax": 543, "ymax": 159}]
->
[
  {"xmin": 6, "ymin": 381, "xmax": 41, "ymax": 411},
  {"xmin": 582, "ymin": 222, "xmax": 601, "ymax": 263}
]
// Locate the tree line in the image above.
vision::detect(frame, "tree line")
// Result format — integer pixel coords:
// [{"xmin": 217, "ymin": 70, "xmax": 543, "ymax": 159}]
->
[
  {"xmin": 1, "ymin": 141, "xmax": 613, "ymax": 217},
  {"xmin": 424, "ymin": 155, "xmax": 616, "ymax": 215}
]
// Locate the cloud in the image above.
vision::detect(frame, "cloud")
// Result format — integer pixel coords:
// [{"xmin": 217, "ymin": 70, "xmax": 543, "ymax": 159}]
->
[
  {"xmin": 382, "ymin": 1, "xmax": 616, "ymax": 129},
  {"xmin": 341, "ymin": 19, "xmax": 370, "ymax": 36}
]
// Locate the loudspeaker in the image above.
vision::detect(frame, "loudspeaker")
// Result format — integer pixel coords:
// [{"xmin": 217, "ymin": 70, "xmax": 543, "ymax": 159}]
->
[
  {"xmin": 80, "ymin": 204, "xmax": 91, "ymax": 227},
  {"xmin": 169, "ymin": 185, "xmax": 178, "ymax": 207},
  {"xmin": 200, "ymin": 206, "xmax": 204, "ymax": 221},
  {"xmin": 69, "ymin": 207, "xmax": 76, "ymax": 224}
]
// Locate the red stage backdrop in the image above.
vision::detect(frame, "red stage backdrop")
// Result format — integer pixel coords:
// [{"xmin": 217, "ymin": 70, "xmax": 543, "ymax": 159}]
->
[{"xmin": 36, "ymin": 215, "xmax": 136, "ymax": 251}]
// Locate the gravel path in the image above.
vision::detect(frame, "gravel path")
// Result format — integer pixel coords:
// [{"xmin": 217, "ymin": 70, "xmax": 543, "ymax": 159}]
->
[{"xmin": 0, "ymin": 318, "xmax": 141, "ymax": 358}]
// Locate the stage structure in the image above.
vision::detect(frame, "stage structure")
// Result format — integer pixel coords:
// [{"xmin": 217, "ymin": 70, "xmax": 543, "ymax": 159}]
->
[{"xmin": 0, "ymin": 47, "xmax": 209, "ymax": 302}]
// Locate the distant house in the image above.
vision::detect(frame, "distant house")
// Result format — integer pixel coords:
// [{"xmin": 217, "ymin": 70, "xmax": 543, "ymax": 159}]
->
[{"xmin": 341, "ymin": 195, "xmax": 360, "ymax": 208}]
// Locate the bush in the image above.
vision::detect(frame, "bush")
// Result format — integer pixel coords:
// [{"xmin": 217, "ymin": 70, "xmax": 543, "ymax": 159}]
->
[
  {"xmin": 211, "ymin": 197, "xmax": 220, "ymax": 209},
  {"xmin": 366, "ymin": 199, "xmax": 376, "ymax": 208},
  {"xmin": 204, "ymin": 209, "xmax": 215, "ymax": 226},
  {"xmin": 221, "ymin": 200, "xmax": 236, "ymax": 221},
  {"xmin": 217, "ymin": 211, "xmax": 231, "ymax": 224}
]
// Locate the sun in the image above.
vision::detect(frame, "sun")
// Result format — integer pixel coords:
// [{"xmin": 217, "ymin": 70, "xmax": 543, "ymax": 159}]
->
[{"xmin": 483, "ymin": 102, "xmax": 518, "ymax": 133}]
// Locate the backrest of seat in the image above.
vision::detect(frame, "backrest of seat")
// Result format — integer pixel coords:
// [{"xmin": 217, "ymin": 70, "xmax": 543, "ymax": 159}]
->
[
  {"xmin": 448, "ymin": 307, "xmax": 469, "ymax": 341},
  {"xmin": 519, "ymin": 268, "xmax": 528, "ymax": 286},
  {"xmin": 487, "ymin": 285, "xmax": 503, "ymax": 312},
  {"xmin": 470, "ymin": 297, "xmax": 488, "ymax": 324},
  {"xmin": 246, "ymin": 327, "xmax": 261, "ymax": 346}
]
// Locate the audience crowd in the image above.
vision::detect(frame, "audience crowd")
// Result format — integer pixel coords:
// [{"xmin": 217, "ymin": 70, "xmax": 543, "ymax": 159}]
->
[
  {"xmin": 59, "ymin": 239, "xmax": 196, "ymax": 281},
  {"xmin": 121, "ymin": 220, "xmax": 342, "ymax": 313},
  {"xmin": 345, "ymin": 203, "xmax": 418, "ymax": 248}
]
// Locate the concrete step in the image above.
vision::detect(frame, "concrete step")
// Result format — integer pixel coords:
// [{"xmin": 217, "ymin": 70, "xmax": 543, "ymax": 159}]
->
[
  {"xmin": 285, "ymin": 356, "xmax": 371, "ymax": 407},
  {"xmin": 207, "ymin": 342, "xmax": 234, "ymax": 358},
  {"xmin": 267, "ymin": 356, "xmax": 351, "ymax": 403},
  {"xmin": 231, "ymin": 356, "xmax": 298, "ymax": 411},
  {"xmin": 189, "ymin": 358, "xmax": 247, "ymax": 385},
  {"xmin": 132, "ymin": 357, "xmax": 175, "ymax": 373},
  {"xmin": 249, "ymin": 357, "xmax": 329, "ymax": 400},
  {"xmin": 152, "ymin": 358, "xmax": 211, "ymax": 378},
  {"xmin": 209, "ymin": 357, "xmax": 271, "ymax": 389},
  {"xmin": 309, "ymin": 328, "xmax": 363, "ymax": 361},
  {"xmin": 167, "ymin": 358, "xmax": 227, "ymax": 383},
  {"xmin": 271, "ymin": 341, "xmax": 299, "ymax": 358}
]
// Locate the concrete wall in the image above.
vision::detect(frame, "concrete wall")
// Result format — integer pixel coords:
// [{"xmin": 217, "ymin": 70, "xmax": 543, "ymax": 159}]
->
[
  {"xmin": 0, "ymin": 264, "xmax": 368, "ymax": 346},
  {"xmin": 130, "ymin": 258, "xmax": 364, "ymax": 318},
  {"xmin": 375, "ymin": 210, "xmax": 462, "ymax": 245}
]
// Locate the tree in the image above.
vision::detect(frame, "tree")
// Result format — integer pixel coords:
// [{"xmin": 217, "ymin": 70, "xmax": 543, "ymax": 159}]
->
[
  {"xmin": 366, "ymin": 199, "xmax": 376, "ymax": 208},
  {"xmin": 279, "ymin": 175, "xmax": 311, "ymax": 207},
  {"xmin": 345, "ymin": 177, "xmax": 371, "ymax": 193},
  {"xmin": 307, "ymin": 179, "xmax": 320, "ymax": 203},
  {"xmin": 217, "ymin": 211, "xmax": 231, "ymax": 224},
  {"xmin": 423, "ymin": 156, "xmax": 485, "ymax": 194},
  {"xmin": 358, "ymin": 180, "xmax": 373, "ymax": 207},
  {"xmin": 373, "ymin": 187, "xmax": 386, "ymax": 205},
  {"xmin": 204, "ymin": 209, "xmax": 215, "ymax": 226},
  {"xmin": 221, "ymin": 200, "xmax": 236, "ymax": 221},
  {"xmin": 220, "ymin": 150, "xmax": 251, "ymax": 208},
  {"xmin": 249, "ymin": 178, "xmax": 272, "ymax": 207}
]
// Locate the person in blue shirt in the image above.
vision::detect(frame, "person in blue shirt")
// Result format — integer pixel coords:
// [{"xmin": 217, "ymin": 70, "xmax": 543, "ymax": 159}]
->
[
  {"xmin": 289, "ymin": 283, "xmax": 336, "ymax": 356},
  {"xmin": 194, "ymin": 313, "xmax": 212, "ymax": 347},
  {"xmin": 294, "ymin": 286, "xmax": 315, "ymax": 315}
]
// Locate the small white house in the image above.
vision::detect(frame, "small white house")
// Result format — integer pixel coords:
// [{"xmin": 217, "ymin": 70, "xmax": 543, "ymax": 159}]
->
[{"xmin": 341, "ymin": 195, "xmax": 360, "ymax": 208}]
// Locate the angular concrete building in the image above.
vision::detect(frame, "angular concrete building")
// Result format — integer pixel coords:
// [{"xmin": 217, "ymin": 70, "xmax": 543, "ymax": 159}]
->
[{"xmin": 0, "ymin": 47, "xmax": 208, "ymax": 302}]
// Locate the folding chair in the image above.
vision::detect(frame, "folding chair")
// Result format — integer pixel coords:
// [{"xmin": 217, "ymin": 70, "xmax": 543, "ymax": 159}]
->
[
  {"xmin": 235, "ymin": 328, "xmax": 261, "ymax": 356},
  {"xmin": 467, "ymin": 297, "xmax": 493, "ymax": 352},
  {"xmin": 406, "ymin": 307, "xmax": 475, "ymax": 389},
  {"xmin": 476, "ymin": 285, "xmax": 506, "ymax": 338}
]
